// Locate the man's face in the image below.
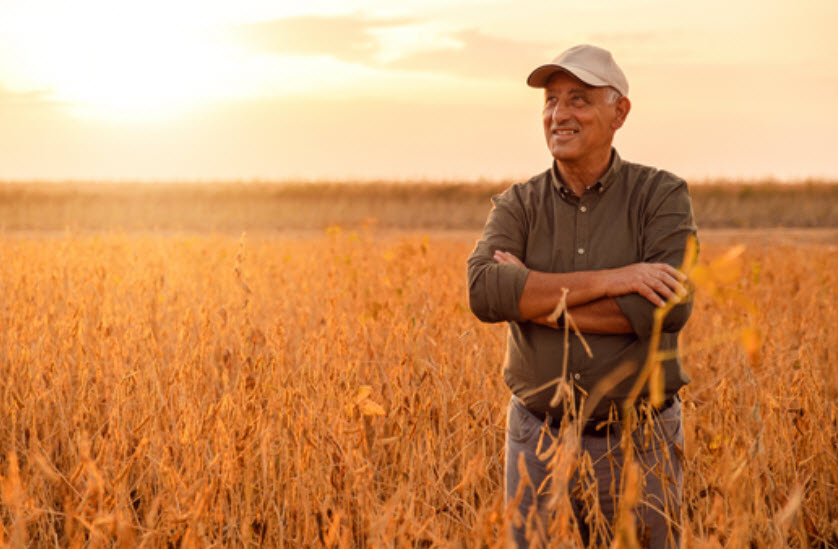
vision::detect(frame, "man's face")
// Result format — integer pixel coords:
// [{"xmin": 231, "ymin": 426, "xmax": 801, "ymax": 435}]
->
[{"xmin": 542, "ymin": 71, "xmax": 629, "ymax": 164}]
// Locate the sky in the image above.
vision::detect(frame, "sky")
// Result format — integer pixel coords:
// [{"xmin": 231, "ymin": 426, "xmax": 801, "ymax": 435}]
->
[{"xmin": 0, "ymin": 0, "xmax": 836, "ymax": 182}]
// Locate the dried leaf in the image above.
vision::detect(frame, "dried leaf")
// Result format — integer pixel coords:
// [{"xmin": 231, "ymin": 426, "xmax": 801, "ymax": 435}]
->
[
  {"xmin": 360, "ymin": 400, "xmax": 386, "ymax": 417},
  {"xmin": 354, "ymin": 385, "xmax": 372, "ymax": 403},
  {"xmin": 741, "ymin": 326, "xmax": 762, "ymax": 363}
]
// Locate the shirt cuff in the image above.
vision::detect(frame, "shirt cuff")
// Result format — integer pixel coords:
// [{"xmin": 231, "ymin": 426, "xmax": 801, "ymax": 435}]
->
[
  {"xmin": 468, "ymin": 262, "xmax": 530, "ymax": 323},
  {"xmin": 613, "ymin": 293, "xmax": 656, "ymax": 338},
  {"xmin": 497, "ymin": 263, "xmax": 530, "ymax": 322},
  {"xmin": 614, "ymin": 292, "xmax": 693, "ymax": 338}
]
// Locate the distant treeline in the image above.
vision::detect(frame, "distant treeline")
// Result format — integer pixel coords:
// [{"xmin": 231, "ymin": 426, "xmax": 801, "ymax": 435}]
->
[{"xmin": 0, "ymin": 180, "xmax": 836, "ymax": 232}]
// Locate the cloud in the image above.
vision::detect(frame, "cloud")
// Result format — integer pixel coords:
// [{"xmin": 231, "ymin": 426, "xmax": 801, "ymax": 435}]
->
[
  {"xmin": 233, "ymin": 16, "xmax": 550, "ymax": 82},
  {"xmin": 585, "ymin": 31, "xmax": 662, "ymax": 47},
  {"xmin": 0, "ymin": 87, "xmax": 54, "ymax": 105},
  {"xmin": 385, "ymin": 29, "xmax": 551, "ymax": 81},
  {"xmin": 234, "ymin": 14, "xmax": 415, "ymax": 64},
  {"xmin": 0, "ymin": 86, "xmax": 62, "ymax": 114}
]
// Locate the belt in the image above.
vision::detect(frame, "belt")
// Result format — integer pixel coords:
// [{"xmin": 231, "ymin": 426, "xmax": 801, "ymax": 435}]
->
[{"xmin": 528, "ymin": 396, "xmax": 676, "ymax": 437}]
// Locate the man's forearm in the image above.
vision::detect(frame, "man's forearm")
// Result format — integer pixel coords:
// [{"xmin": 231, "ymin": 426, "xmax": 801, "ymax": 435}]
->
[
  {"xmin": 517, "ymin": 269, "xmax": 608, "ymax": 320},
  {"xmin": 568, "ymin": 297, "xmax": 633, "ymax": 334},
  {"xmin": 534, "ymin": 297, "xmax": 633, "ymax": 334}
]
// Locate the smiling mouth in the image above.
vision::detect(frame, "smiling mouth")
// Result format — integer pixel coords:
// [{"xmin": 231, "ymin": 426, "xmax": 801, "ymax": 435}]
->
[{"xmin": 553, "ymin": 129, "xmax": 579, "ymax": 135}]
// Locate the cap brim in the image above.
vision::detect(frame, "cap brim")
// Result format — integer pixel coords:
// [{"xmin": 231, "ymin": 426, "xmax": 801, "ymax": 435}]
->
[{"xmin": 526, "ymin": 64, "xmax": 610, "ymax": 89}]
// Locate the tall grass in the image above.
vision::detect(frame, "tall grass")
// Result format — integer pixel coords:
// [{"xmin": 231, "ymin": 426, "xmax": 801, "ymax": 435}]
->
[{"xmin": 0, "ymin": 229, "xmax": 835, "ymax": 546}]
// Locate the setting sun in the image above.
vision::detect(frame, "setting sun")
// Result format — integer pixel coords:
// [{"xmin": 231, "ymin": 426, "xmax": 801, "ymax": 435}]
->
[{"xmin": 2, "ymin": 3, "xmax": 239, "ymax": 120}]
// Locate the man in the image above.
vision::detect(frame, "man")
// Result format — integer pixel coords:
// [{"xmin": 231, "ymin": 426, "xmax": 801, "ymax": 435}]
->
[{"xmin": 467, "ymin": 45, "xmax": 696, "ymax": 548}]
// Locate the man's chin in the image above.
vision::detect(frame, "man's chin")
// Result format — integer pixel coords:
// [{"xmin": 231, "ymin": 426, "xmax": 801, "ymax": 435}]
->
[{"xmin": 549, "ymin": 148, "xmax": 582, "ymax": 163}]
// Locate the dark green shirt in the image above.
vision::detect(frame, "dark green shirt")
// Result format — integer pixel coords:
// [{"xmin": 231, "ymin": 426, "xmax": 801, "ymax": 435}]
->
[{"xmin": 467, "ymin": 149, "xmax": 697, "ymax": 420}]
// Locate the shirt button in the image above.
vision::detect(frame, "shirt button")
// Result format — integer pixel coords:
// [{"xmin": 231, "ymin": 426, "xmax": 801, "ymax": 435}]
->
[
  {"xmin": 577, "ymin": 248, "xmax": 585, "ymax": 255},
  {"xmin": 580, "ymin": 206, "xmax": 587, "ymax": 213},
  {"xmin": 574, "ymin": 373, "xmax": 581, "ymax": 380}
]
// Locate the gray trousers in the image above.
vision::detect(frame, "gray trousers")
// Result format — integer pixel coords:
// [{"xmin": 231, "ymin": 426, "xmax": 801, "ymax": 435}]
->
[{"xmin": 505, "ymin": 395, "xmax": 684, "ymax": 548}]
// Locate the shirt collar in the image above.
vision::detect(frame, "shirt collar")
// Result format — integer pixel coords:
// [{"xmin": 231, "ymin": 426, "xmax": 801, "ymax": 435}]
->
[
  {"xmin": 598, "ymin": 148, "xmax": 623, "ymax": 190},
  {"xmin": 550, "ymin": 148, "xmax": 623, "ymax": 198}
]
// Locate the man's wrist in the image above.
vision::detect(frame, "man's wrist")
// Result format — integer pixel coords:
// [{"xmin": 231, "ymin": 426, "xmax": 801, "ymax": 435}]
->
[{"xmin": 593, "ymin": 269, "xmax": 612, "ymax": 298}]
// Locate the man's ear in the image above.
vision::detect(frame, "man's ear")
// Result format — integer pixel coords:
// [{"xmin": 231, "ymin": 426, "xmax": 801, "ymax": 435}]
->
[{"xmin": 612, "ymin": 96, "xmax": 631, "ymax": 129}]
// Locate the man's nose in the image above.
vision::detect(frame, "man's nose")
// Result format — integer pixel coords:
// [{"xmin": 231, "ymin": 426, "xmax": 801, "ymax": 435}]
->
[{"xmin": 549, "ymin": 102, "xmax": 571, "ymax": 124}]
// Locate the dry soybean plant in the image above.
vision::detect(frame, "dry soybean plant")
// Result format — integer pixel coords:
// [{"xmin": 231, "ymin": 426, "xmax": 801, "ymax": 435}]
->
[{"xmin": 0, "ymin": 229, "xmax": 835, "ymax": 547}]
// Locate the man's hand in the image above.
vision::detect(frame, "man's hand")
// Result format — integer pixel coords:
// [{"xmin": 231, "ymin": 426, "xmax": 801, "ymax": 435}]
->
[
  {"xmin": 601, "ymin": 263, "xmax": 687, "ymax": 307},
  {"xmin": 493, "ymin": 250, "xmax": 526, "ymax": 268}
]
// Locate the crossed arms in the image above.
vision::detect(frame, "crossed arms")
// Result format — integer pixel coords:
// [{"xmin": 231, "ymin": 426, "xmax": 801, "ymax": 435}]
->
[
  {"xmin": 467, "ymin": 180, "xmax": 696, "ymax": 338},
  {"xmin": 492, "ymin": 250, "xmax": 687, "ymax": 335}
]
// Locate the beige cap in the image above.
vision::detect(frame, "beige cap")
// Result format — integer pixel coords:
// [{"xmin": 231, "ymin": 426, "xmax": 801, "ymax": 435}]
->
[{"xmin": 527, "ymin": 44, "xmax": 628, "ymax": 96}]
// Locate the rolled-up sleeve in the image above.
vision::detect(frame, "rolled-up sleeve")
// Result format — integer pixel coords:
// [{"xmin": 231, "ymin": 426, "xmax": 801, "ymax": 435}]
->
[
  {"xmin": 614, "ymin": 178, "xmax": 698, "ymax": 338},
  {"xmin": 467, "ymin": 190, "xmax": 530, "ymax": 323}
]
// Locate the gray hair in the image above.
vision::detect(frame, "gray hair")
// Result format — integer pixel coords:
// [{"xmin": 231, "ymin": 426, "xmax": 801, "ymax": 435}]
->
[{"xmin": 606, "ymin": 87, "xmax": 622, "ymax": 104}]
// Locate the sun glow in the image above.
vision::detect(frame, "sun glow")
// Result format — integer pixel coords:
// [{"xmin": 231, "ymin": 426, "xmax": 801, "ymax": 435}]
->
[
  {"xmin": 1, "ymin": 2, "xmax": 250, "ymax": 121},
  {"xmin": 0, "ymin": 0, "xmax": 835, "ymax": 180}
]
